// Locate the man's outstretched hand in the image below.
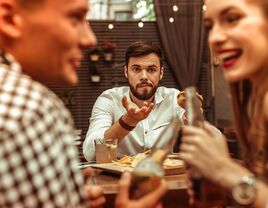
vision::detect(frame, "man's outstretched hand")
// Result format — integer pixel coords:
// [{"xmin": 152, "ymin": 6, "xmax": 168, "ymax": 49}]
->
[{"xmin": 121, "ymin": 96, "xmax": 154, "ymax": 126}]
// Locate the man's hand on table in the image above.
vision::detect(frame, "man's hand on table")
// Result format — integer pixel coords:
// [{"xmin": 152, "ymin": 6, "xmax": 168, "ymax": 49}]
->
[
  {"xmin": 115, "ymin": 172, "xmax": 167, "ymax": 208},
  {"xmin": 83, "ymin": 167, "xmax": 106, "ymax": 208}
]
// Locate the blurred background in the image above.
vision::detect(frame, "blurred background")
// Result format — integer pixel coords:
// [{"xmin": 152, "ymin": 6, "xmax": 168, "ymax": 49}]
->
[{"xmin": 49, "ymin": 0, "xmax": 234, "ymax": 161}]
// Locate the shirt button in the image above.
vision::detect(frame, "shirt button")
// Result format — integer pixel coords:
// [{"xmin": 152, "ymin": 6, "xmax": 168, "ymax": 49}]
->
[{"xmin": 145, "ymin": 131, "xmax": 148, "ymax": 134}]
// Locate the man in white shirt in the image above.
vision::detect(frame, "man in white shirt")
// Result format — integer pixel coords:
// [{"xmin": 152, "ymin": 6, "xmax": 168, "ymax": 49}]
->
[{"xmin": 83, "ymin": 41, "xmax": 185, "ymax": 161}]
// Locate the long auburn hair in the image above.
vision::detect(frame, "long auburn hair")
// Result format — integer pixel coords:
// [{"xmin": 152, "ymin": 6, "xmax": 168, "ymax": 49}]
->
[
  {"xmin": 227, "ymin": 0, "xmax": 268, "ymax": 183},
  {"xmin": 230, "ymin": 78, "xmax": 268, "ymax": 182}
]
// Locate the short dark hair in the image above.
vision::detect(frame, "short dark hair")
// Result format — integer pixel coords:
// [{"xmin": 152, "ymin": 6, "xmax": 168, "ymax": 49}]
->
[
  {"xmin": 16, "ymin": 0, "xmax": 44, "ymax": 9},
  {"xmin": 125, "ymin": 41, "xmax": 163, "ymax": 68}
]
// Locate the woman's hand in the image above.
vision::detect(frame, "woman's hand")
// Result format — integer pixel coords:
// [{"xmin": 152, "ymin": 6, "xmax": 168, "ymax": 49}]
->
[{"xmin": 179, "ymin": 122, "xmax": 230, "ymax": 183}]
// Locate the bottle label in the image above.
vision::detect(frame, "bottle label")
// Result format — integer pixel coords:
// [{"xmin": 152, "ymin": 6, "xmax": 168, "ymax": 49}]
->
[{"xmin": 130, "ymin": 172, "xmax": 162, "ymax": 199}]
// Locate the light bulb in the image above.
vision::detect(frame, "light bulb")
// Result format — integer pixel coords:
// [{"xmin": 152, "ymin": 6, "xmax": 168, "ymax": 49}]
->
[
  {"xmin": 169, "ymin": 17, "xmax": 174, "ymax": 23},
  {"xmin": 138, "ymin": 21, "xmax": 144, "ymax": 28},
  {"xmin": 173, "ymin": 5, "xmax": 179, "ymax": 12},
  {"xmin": 108, "ymin": 24, "xmax": 114, "ymax": 30}
]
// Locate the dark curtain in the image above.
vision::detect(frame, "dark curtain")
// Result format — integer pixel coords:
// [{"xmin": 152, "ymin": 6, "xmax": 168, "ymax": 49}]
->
[{"xmin": 153, "ymin": 0, "xmax": 206, "ymax": 89}]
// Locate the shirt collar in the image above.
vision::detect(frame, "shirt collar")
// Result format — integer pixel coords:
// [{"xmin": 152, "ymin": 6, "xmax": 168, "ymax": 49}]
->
[
  {"xmin": 0, "ymin": 49, "xmax": 22, "ymax": 73},
  {"xmin": 154, "ymin": 87, "xmax": 164, "ymax": 105}
]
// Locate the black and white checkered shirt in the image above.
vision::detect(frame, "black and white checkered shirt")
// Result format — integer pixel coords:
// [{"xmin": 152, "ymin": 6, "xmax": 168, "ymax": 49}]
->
[{"xmin": 0, "ymin": 50, "xmax": 86, "ymax": 207}]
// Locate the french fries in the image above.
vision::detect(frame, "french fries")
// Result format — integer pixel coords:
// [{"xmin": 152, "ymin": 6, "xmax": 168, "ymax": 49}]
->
[
  {"xmin": 113, "ymin": 150, "xmax": 183, "ymax": 168},
  {"xmin": 116, "ymin": 156, "xmax": 133, "ymax": 165}
]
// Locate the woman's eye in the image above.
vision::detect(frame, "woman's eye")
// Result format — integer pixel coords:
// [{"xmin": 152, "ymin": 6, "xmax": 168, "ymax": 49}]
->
[{"xmin": 226, "ymin": 14, "xmax": 240, "ymax": 24}]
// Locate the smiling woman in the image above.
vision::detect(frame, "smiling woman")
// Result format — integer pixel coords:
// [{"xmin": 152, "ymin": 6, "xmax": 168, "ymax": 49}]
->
[
  {"xmin": 179, "ymin": 0, "xmax": 268, "ymax": 207},
  {"xmin": 205, "ymin": 0, "xmax": 268, "ymax": 83}
]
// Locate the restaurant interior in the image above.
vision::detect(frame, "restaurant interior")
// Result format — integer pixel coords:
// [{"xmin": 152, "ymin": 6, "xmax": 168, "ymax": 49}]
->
[{"xmin": 48, "ymin": 0, "xmax": 237, "ymax": 207}]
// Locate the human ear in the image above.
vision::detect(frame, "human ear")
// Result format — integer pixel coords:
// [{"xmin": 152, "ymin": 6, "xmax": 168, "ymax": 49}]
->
[
  {"xmin": 124, "ymin": 66, "xmax": 128, "ymax": 78},
  {"xmin": 0, "ymin": 0, "xmax": 22, "ymax": 39},
  {"xmin": 159, "ymin": 67, "xmax": 164, "ymax": 80}
]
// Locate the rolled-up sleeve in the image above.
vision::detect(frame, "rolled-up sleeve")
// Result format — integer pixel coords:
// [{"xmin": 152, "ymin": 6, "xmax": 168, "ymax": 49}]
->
[{"xmin": 83, "ymin": 92, "xmax": 115, "ymax": 161}]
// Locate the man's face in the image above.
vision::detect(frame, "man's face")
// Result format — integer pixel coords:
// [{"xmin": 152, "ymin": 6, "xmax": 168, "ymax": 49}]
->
[
  {"xmin": 125, "ymin": 53, "xmax": 163, "ymax": 100},
  {"xmin": 13, "ymin": 0, "xmax": 97, "ymax": 86}
]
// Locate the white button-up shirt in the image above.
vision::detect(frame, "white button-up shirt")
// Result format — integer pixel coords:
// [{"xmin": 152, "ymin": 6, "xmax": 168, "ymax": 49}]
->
[{"xmin": 83, "ymin": 86, "xmax": 185, "ymax": 161}]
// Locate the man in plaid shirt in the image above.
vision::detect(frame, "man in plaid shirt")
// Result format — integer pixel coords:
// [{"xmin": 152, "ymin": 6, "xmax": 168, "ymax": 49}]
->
[{"xmin": 0, "ymin": 0, "xmax": 167, "ymax": 207}]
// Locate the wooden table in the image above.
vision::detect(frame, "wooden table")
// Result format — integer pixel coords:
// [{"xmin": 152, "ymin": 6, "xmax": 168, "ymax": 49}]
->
[{"xmin": 89, "ymin": 170, "xmax": 190, "ymax": 208}]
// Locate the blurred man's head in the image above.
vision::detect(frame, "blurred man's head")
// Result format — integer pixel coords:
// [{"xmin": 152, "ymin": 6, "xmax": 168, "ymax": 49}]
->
[
  {"xmin": 0, "ymin": 0, "xmax": 97, "ymax": 86},
  {"xmin": 124, "ymin": 41, "xmax": 164, "ymax": 101}
]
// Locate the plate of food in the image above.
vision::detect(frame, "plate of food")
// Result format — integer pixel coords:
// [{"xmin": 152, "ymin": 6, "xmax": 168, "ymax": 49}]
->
[{"xmin": 89, "ymin": 151, "xmax": 185, "ymax": 176}]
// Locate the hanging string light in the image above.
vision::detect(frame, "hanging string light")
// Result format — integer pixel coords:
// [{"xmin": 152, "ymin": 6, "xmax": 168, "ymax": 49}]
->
[
  {"xmin": 173, "ymin": 5, "xmax": 179, "ymax": 12},
  {"xmin": 169, "ymin": 17, "xmax": 174, "ymax": 23},
  {"xmin": 108, "ymin": 23, "xmax": 114, "ymax": 30},
  {"xmin": 138, "ymin": 21, "xmax": 144, "ymax": 28}
]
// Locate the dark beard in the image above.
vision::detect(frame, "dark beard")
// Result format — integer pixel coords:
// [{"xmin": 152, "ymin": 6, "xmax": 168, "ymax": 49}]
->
[{"xmin": 129, "ymin": 82, "xmax": 158, "ymax": 100}]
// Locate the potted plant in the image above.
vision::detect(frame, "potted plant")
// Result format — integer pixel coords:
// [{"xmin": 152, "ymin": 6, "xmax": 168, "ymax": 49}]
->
[
  {"xmin": 90, "ymin": 65, "xmax": 101, "ymax": 83},
  {"xmin": 89, "ymin": 46, "xmax": 101, "ymax": 62},
  {"xmin": 101, "ymin": 40, "xmax": 117, "ymax": 61}
]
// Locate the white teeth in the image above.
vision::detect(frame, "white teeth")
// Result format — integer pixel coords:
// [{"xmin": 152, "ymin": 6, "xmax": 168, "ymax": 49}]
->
[
  {"xmin": 218, "ymin": 50, "xmax": 242, "ymax": 62},
  {"xmin": 219, "ymin": 51, "xmax": 238, "ymax": 60}
]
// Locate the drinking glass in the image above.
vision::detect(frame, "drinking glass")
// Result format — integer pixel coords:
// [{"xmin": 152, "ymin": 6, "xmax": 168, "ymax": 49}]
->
[{"xmin": 95, "ymin": 138, "xmax": 118, "ymax": 163}]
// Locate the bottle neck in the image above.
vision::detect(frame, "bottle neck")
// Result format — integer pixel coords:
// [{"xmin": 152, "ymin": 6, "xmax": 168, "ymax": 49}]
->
[
  {"xmin": 151, "ymin": 147, "xmax": 169, "ymax": 164},
  {"xmin": 185, "ymin": 87, "xmax": 204, "ymax": 127},
  {"xmin": 150, "ymin": 119, "xmax": 181, "ymax": 164}
]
